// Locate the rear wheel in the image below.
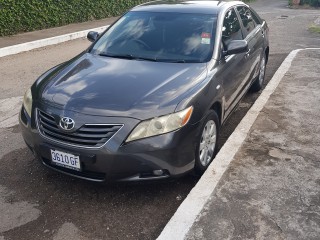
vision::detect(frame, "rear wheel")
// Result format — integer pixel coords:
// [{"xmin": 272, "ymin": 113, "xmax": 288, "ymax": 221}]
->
[
  {"xmin": 250, "ymin": 54, "xmax": 266, "ymax": 92},
  {"xmin": 194, "ymin": 110, "xmax": 219, "ymax": 174}
]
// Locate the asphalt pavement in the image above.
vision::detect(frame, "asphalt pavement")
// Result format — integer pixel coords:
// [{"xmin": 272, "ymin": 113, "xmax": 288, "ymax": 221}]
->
[{"xmin": 0, "ymin": 0, "xmax": 319, "ymax": 239}]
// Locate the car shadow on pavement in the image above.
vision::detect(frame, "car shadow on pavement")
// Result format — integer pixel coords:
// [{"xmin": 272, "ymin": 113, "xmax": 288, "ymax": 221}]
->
[{"xmin": 0, "ymin": 145, "xmax": 197, "ymax": 240}]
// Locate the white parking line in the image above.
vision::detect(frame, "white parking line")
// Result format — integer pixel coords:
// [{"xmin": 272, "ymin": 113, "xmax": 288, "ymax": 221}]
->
[
  {"xmin": 157, "ymin": 48, "xmax": 305, "ymax": 240},
  {"xmin": 0, "ymin": 26, "xmax": 108, "ymax": 58},
  {"xmin": 0, "ymin": 96, "xmax": 23, "ymax": 128}
]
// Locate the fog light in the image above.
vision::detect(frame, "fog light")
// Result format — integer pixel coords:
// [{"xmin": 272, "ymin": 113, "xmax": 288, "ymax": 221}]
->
[{"xmin": 153, "ymin": 170, "xmax": 164, "ymax": 176}]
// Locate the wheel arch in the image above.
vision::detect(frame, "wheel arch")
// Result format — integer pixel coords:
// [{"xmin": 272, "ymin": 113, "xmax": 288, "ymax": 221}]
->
[
  {"xmin": 210, "ymin": 101, "xmax": 222, "ymax": 126},
  {"xmin": 265, "ymin": 46, "xmax": 269, "ymax": 64}
]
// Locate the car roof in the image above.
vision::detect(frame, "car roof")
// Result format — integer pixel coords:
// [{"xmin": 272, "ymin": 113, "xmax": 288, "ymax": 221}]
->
[{"xmin": 131, "ymin": 0, "xmax": 246, "ymax": 14}]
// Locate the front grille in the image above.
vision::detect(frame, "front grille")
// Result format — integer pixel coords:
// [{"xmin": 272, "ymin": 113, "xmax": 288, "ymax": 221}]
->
[{"xmin": 37, "ymin": 110, "xmax": 122, "ymax": 148}]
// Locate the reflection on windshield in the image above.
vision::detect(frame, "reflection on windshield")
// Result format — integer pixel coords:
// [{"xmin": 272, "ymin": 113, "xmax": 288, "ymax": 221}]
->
[{"xmin": 91, "ymin": 12, "xmax": 217, "ymax": 63}]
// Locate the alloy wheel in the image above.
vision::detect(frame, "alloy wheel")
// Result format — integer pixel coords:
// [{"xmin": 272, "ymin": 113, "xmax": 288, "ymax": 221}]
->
[
  {"xmin": 258, "ymin": 56, "xmax": 266, "ymax": 85},
  {"xmin": 199, "ymin": 120, "xmax": 217, "ymax": 167}
]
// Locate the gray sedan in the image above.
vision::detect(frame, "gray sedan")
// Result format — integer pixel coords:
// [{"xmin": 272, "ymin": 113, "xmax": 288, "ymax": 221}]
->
[{"xmin": 20, "ymin": 0, "xmax": 269, "ymax": 182}]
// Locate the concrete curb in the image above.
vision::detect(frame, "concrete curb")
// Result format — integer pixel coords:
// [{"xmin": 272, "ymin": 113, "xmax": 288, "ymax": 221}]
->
[
  {"xmin": 0, "ymin": 26, "xmax": 108, "ymax": 58},
  {"xmin": 157, "ymin": 48, "xmax": 308, "ymax": 240}
]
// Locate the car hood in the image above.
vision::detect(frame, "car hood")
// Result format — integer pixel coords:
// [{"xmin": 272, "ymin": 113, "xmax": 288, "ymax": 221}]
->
[{"xmin": 37, "ymin": 53, "xmax": 207, "ymax": 120}]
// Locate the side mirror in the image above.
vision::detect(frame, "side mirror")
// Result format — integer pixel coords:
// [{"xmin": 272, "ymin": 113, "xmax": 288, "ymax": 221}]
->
[
  {"xmin": 223, "ymin": 40, "xmax": 248, "ymax": 56},
  {"xmin": 87, "ymin": 31, "xmax": 99, "ymax": 43}
]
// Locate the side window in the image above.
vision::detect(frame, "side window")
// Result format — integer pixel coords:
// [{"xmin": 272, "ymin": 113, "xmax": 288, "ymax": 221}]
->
[
  {"xmin": 237, "ymin": 6, "xmax": 257, "ymax": 37},
  {"xmin": 250, "ymin": 9, "xmax": 262, "ymax": 25},
  {"xmin": 222, "ymin": 8, "xmax": 243, "ymax": 49}
]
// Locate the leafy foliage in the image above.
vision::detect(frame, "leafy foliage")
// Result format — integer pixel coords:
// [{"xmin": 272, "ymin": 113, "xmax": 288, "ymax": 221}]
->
[
  {"xmin": 0, "ymin": 0, "xmax": 261, "ymax": 36},
  {"xmin": 289, "ymin": 0, "xmax": 320, "ymax": 6},
  {"xmin": 302, "ymin": 0, "xmax": 320, "ymax": 6},
  {"xmin": 0, "ymin": 0, "xmax": 148, "ymax": 36}
]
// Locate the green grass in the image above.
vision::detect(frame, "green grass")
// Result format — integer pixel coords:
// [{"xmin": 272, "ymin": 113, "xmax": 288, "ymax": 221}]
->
[{"xmin": 309, "ymin": 24, "xmax": 320, "ymax": 33}]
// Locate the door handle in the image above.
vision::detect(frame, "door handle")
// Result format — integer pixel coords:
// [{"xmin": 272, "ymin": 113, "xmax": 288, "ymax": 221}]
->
[{"xmin": 245, "ymin": 49, "xmax": 251, "ymax": 58}]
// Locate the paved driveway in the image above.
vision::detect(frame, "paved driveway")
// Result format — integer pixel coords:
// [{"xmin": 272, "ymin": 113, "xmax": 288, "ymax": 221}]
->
[{"xmin": 0, "ymin": 0, "xmax": 319, "ymax": 239}]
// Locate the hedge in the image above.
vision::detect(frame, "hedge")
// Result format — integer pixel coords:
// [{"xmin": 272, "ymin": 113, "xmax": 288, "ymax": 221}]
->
[
  {"xmin": 0, "ymin": 0, "xmax": 254, "ymax": 37},
  {"xmin": 0, "ymin": 0, "xmax": 148, "ymax": 36},
  {"xmin": 289, "ymin": 0, "xmax": 320, "ymax": 6},
  {"xmin": 301, "ymin": 0, "xmax": 320, "ymax": 6}
]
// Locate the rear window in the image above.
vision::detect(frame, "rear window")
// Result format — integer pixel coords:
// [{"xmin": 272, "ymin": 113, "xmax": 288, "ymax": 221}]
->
[{"xmin": 91, "ymin": 11, "xmax": 217, "ymax": 63}]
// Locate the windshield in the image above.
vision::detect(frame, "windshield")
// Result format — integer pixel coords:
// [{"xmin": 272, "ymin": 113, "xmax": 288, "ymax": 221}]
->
[{"xmin": 91, "ymin": 11, "xmax": 217, "ymax": 63}]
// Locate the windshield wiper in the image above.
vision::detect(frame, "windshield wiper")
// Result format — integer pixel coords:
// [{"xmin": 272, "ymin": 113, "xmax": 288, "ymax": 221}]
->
[
  {"xmin": 164, "ymin": 59, "xmax": 186, "ymax": 63},
  {"xmin": 135, "ymin": 56, "xmax": 158, "ymax": 62},
  {"xmin": 155, "ymin": 59, "xmax": 202, "ymax": 63},
  {"xmin": 98, "ymin": 53, "xmax": 157, "ymax": 62},
  {"xmin": 98, "ymin": 53, "xmax": 201, "ymax": 63}
]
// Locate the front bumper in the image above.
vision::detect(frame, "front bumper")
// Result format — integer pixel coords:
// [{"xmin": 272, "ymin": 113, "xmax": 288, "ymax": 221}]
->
[{"xmin": 19, "ymin": 105, "xmax": 201, "ymax": 182}]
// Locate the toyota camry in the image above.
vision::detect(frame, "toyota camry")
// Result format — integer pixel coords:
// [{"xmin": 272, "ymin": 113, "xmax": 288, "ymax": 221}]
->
[{"xmin": 20, "ymin": 0, "xmax": 269, "ymax": 182}]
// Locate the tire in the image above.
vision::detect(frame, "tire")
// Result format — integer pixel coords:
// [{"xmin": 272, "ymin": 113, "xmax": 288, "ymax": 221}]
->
[
  {"xmin": 194, "ymin": 110, "xmax": 220, "ymax": 175},
  {"xmin": 250, "ymin": 53, "xmax": 266, "ymax": 92}
]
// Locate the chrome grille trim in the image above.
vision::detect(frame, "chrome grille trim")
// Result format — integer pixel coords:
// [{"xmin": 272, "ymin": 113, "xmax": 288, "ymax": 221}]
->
[{"xmin": 36, "ymin": 109, "xmax": 123, "ymax": 149}]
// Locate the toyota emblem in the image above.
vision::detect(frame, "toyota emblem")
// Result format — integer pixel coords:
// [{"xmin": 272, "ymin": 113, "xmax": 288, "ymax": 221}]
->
[{"xmin": 59, "ymin": 117, "xmax": 75, "ymax": 131}]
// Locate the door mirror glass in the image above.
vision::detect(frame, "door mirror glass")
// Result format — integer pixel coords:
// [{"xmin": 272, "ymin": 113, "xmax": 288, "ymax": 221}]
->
[{"xmin": 87, "ymin": 31, "xmax": 99, "ymax": 42}]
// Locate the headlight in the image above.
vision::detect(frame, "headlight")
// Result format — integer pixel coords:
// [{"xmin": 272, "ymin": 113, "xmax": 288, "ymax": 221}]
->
[
  {"xmin": 126, "ymin": 106, "xmax": 193, "ymax": 142},
  {"xmin": 23, "ymin": 88, "xmax": 33, "ymax": 117}
]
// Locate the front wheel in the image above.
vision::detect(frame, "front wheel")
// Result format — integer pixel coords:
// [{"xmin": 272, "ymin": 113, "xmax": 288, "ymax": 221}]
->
[
  {"xmin": 194, "ymin": 110, "xmax": 220, "ymax": 174},
  {"xmin": 250, "ymin": 54, "xmax": 266, "ymax": 92}
]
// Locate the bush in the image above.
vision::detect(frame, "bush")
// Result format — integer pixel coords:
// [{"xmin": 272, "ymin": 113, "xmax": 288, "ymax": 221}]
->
[
  {"xmin": 300, "ymin": 0, "xmax": 320, "ymax": 6},
  {"xmin": 0, "ymin": 0, "xmax": 266, "ymax": 36},
  {"xmin": 0, "ymin": 0, "xmax": 148, "ymax": 36}
]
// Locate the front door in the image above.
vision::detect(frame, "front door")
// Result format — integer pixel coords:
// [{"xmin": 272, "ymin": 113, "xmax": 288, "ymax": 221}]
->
[{"xmin": 215, "ymin": 7, "xmax": 249, "ymax": 119}]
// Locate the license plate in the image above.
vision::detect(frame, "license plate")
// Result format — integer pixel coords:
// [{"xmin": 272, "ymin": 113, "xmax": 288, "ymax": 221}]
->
[{"xmin": 50, "ymin": 149, "xmax": 81, "ymax": 171}]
